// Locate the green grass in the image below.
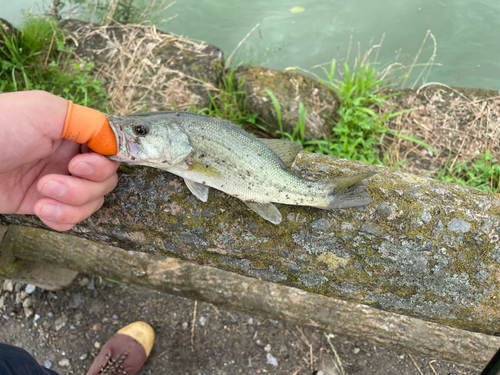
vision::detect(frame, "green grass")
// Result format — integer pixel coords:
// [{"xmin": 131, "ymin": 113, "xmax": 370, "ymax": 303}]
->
[
  {"xmin": 435, "ymin": 150, "xmax": 500, "ymax": 193},
  {"xmin": 317, "ymin": 61, "xmax": 419, "ymax": 164},
  {"xmin": 1, "ymin": 14, "xmax": 109, "ymax": 111},
  {"xmin": 266, "ymin": 61, "xmax": 427, "ymax": 165},
  {"xmin": 265, "ymin": 88, "xmax": 307, "ymax": 143},
  {"xmin": 196, "ymin": 66, "xmax": 260, "ymax": 130}
]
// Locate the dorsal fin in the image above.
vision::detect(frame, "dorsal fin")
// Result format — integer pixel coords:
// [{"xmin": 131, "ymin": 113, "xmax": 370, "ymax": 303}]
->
[{"xmin": 258, "ymin": 139, "xmax": 302, "ymax": 167}]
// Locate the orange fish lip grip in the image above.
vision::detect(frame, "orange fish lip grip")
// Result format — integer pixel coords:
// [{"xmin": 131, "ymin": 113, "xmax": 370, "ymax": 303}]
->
[{"xmin": 61, "ymin": 101, "xmax": 118, "ymax": 156}]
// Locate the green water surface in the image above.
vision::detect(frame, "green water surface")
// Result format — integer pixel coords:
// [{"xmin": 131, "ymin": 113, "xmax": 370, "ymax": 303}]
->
[{"xmin": 4, "ymin": 0, "xmax": 500, "ymax": 91}]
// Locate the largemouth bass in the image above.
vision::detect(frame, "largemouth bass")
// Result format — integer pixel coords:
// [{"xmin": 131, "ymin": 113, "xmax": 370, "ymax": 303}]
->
[{"xmin": 107, "ymin": 111, "xmax": 376, "ymax": 224}]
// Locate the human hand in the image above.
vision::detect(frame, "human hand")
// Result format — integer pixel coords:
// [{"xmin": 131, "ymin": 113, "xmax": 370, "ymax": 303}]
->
[{"xmin": 0, "ymin": 91, "xmax": 120, "ymax": 231}]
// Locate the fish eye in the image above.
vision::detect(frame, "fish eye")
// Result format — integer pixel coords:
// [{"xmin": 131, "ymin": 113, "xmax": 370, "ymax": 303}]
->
[{"xmin": 133, "ymin": 125, "xmax": 149, "ymax": 136}]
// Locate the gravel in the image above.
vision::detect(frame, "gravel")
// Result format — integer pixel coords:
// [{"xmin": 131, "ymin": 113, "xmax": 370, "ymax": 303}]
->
[
  {"xmin": 25, "ymin": 284, "xmax": 36, "ymax": 294},
  {"xmin": 0, "ymin": 275, "xmax": 483, "ymax": 374}
]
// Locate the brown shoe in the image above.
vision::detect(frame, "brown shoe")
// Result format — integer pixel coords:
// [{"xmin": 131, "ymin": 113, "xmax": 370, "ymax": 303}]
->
[{"xmin": 85, "ymin": 321, "xmax": 155, "ymax": 375}]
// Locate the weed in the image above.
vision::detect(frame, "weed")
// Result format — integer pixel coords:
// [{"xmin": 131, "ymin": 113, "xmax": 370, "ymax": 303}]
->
[
  {"xmin": 263, "ymin": 89, "xmax": 283, "ymax": 133},
  {"xmin": 103, "ymin": 277, "xmax": 130, "ymax": 289},
  {"xmin": 197, "ymin": 66, "xmax": 260, "ymax": 129},
  {"xmin": 435, "ymin": 150, "xmax": 500, "ymax": 193},
  {"xmin": 265, "ymin": 88, "xmax": 308, "ymax": 143},
  {"xmin": 275, "ymin": 61, "xmax": 422, "ymax": 164},
  {"xmin": 0, "ymin": 17, "xmax": 44, "ymax": 90},
  {"xmin": 324, "ymin": 333, "xmax": 345, "ymax": 375},
  {"xmin": 0, "ymin": 15, "xmax": 109, "ymax": 111},
  {"xmin": 319, "ymin": 61, "xmax": 419, "ymax": 163}
]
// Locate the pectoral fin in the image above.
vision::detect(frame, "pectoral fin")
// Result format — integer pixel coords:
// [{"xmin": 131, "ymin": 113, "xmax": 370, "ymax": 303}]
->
[
  {"xmin": 243, "ymin": 201, "xmax": 282, "ymax": 224},
  {"xmin": 185, "ymin": 179, "xmax": 209, "ymax": 202}
]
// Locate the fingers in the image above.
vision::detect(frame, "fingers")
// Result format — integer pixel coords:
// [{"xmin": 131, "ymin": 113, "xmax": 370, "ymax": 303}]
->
[
  {"xmin": 37, "ymin": 171, "xmax": 118, "ymax": 206},
  {"xmin": 69, "ymin": 152, "xmax": 121, "ymax": 182},
  {"xmin": 37, "ymin": 153, "xmax": 120, "ymax": 205},
  {"xmin": 34, "ymin": 152, "xmax": 121, "ymax": 231},
  {"xmin": 34, "ymin": 197, "xmax": 104, "ymax": 232}
]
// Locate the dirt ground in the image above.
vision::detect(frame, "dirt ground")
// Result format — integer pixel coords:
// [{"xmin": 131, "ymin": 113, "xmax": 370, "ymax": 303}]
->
[{"xmin": 0, "ymin": 276, "xmax": 482, "ymax": 375}]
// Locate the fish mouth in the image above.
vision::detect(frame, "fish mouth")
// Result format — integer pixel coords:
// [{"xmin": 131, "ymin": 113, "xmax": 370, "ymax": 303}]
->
[{"xmin": 107, "ymin": 118, "xmax": 142, "ymax": 162}]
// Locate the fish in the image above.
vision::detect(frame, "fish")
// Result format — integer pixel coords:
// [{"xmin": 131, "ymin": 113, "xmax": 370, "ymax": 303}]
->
[{"xmin": 106, "ymin": 111, "xmax": 376, "ymax": 224}]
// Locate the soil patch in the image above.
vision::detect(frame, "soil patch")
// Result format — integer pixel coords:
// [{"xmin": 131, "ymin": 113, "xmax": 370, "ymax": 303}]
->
[{"xmin": 1, "ymin": 277, "xmax": 480, "ymax": 374}]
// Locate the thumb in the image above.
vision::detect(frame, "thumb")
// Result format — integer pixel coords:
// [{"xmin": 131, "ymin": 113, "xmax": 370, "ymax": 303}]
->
[{"xmin": 61, "ymin": 101, "xmax": 117, "ymax": 155}]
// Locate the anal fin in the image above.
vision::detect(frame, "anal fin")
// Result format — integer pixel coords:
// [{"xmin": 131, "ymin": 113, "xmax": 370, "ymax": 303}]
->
[
  {"xmin": 243, "ymin": 201, "xmax": 282, "ymax": 224},
  {"xmin": 185, "ymin": 179, "xmax": 209, "ymax": 202}
]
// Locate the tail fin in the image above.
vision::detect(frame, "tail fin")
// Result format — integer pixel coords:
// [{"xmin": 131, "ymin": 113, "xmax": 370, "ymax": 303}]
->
[{"xmin": 324, "ymin": 172, "xmax": 376, "ymax": 209}]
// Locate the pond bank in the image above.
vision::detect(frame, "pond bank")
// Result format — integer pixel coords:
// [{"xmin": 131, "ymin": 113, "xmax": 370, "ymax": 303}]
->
[{"xmin": 61, "ymin": 19, "xmax": 500, "ymax": 187}]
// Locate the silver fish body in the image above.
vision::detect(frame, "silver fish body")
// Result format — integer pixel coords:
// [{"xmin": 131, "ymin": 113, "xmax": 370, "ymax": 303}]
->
[{"xmin": 107, "ymin": 111, "xmax": 375, "ymax": 224}]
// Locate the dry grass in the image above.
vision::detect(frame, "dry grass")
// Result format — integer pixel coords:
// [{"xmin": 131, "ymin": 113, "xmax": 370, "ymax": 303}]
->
[
  {"xmin": 384, "ymin": 85, "xmax": 500, "ymax": 177},
  {"xmin": 66, "ymin": 21, "xmax": 218, "ymax": 115}
]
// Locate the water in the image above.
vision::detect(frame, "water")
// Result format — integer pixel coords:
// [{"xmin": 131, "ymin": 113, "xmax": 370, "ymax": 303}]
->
[{"xmin": 4, "ymin": 0, "xmax": 500, "ymax": 90}]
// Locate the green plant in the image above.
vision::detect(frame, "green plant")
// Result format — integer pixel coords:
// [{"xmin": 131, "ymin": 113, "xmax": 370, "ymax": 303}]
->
[
  {"xmin": 325, "ymin": 333, "xmax": 345, "ymax": 375},
  {"xmin": 103, "ymin": 277, "xmax": 130, "ymax": 289},
  {"xmin": 0, "ymin": 16, "xmax": 48, "ymax": 90},
  {"xmin": 319, "ymin": 61, "xmax": 422, "ymax": 164},
  {"xmin": 271, "ymin": 61, "xmax": 430, "ymax": 165},
  {"xmin": 49, "ymin": 60, "xmax": 109, "ymax": 109},
  {"xmin": 197, "ymin": 66, "xmax": 259, "ymax": 129},
  {"xmin": 436, "ymin": 150, "xmax": 500, "ymax": 193},
  {"xmin": 265, "ymin": 88, "xmax": 307, "ymax": 143},
  {"xmin": 0, "ymin": 15, "xmax": 109, "ymax": 111},
  {"xmin": 21, "ymin": 14, "xmax": 63, "ymax": 53}
]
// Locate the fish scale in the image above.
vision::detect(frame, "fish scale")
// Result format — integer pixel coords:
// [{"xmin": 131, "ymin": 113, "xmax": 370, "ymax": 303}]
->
[
  {"xmin": 160, "ymin": 113, "xmax": 333, "ymax": 206},
  {"xmin": 107, "ymin": 111, "xmax": 376, "ymax": 224}
]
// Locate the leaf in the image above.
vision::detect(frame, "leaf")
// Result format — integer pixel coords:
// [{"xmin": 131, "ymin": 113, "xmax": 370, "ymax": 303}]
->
[
  {"xmin": 264, "ymin": 88, "xmax": 284, "ymax": 134},
  {"xmin": 290, "ymin": 6, "xmax": 305, "ymax": 13},
  {"xmin": 385, "ymin": 129, "xmax": 436, "ymax": 154}
]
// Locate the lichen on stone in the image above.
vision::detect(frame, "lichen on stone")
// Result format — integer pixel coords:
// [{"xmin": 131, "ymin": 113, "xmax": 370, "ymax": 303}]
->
[{"xmin": 299, "ymin": 271, "xmax": 329, "ymax": 288}]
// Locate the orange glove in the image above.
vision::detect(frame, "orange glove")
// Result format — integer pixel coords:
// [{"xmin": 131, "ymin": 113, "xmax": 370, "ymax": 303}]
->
[{"xmin": 61, "ymin": 101, "xmax": 117, "ymax": 155}]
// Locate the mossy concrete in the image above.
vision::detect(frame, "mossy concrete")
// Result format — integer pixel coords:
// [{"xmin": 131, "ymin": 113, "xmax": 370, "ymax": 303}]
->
[
  {"xmin": 2, "ymin": 224, "xmax": 500, "ymax": 366},
  {"xmin": 2, "ymin": 152, "xmax": 500, "ymax": 334}
]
